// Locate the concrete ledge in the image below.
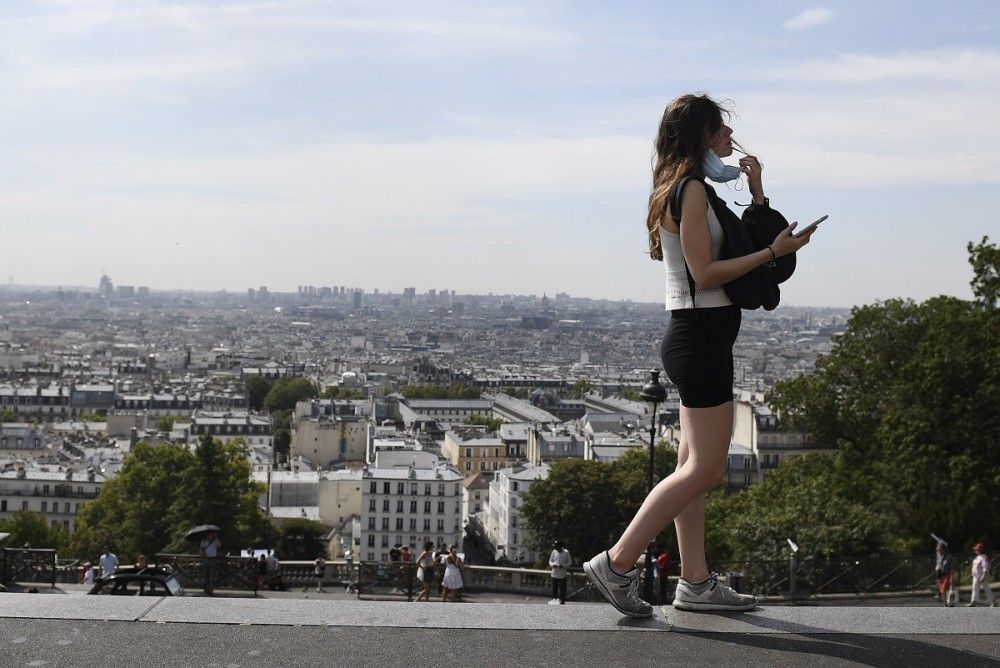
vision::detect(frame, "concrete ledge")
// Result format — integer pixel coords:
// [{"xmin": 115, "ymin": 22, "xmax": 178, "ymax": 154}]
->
[
  {"xmin": 2, "ymin": 594, "xmax": 998, "ymax": 636},
  {"xmin": 666, "ymin": 605, "xmax": 1000, "ymax": 635}
]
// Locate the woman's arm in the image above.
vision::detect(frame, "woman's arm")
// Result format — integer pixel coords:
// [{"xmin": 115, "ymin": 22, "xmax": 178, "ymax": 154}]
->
[{"xmin": 679, "ymin": 181, "xmax": 814, "ymax": 289}]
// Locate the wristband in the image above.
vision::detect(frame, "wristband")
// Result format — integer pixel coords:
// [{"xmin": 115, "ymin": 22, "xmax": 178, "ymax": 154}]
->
[{"xmin": 765, "ymin": 245, "xmax": 777, "ymax": 268}]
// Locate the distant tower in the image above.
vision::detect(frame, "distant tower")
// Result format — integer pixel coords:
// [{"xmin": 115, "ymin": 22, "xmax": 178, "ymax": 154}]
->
[{"xmin": 98, "ymin": 273, "xmax": 114, "ymax": 298}]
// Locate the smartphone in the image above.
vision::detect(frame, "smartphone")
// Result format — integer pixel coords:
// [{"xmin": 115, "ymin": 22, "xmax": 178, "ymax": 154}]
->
[{"xmin": 793, "ymin": 215, "xmax": 828, "ymax": 238}]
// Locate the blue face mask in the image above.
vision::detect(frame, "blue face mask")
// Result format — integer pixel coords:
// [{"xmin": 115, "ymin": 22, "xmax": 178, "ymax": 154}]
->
[{"xmin": 702, "ymin": 149, "xmax": 742, "ymax": 183}]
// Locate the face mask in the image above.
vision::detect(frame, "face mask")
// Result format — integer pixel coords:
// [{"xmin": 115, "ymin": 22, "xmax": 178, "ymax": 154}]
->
[{"xmin": 702, "ymin": 149, "xmax": 742, "ymax": 183}]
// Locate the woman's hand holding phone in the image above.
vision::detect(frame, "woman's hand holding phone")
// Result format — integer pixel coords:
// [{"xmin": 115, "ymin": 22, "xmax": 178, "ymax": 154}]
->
[{"xmin": 771, "ymin": 221, "xmax": 816, "ymax": 257}]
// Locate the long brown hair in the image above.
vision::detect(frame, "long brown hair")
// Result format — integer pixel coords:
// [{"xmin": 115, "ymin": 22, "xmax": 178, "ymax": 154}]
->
[{"xmin": 646, "ymin": 94, "xmax": 729, "ymax": 260}]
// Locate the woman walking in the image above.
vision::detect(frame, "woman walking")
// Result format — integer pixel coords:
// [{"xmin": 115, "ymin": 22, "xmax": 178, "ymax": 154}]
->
[
  {"xmin": 415, "ymin": 541, "xmax": 436, "ymax": 602},
  {"xmin": 584, "ymin": 94, "xmax": 815, "ymax": 617}
]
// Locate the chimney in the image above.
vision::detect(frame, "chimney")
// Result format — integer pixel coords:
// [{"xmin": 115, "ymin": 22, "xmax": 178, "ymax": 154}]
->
[{"xmin": 16, "ymin": 466, "xmax": 26, "ymax": 479}]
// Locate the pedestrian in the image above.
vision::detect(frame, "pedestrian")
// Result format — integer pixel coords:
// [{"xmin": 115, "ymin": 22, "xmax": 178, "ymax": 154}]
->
[
  {"xmin": 257, "ymin": 554, "xmax": 268, "ymax": 591},
  {"xmin": 389, "ymin": 544, "xmax": 401, "ymax": 562},
  {"xmin": 935, "ymin": 542, "xmax": 956, "ymax": 607},
  {"xmin": 968, "ymin": 543, "xmax": 996, "ymax": 607},
  {"xmin": 266, "ymin": 550, "xmax": 283, "ymax": 591},
  {"xmin": 98, "ymin": 545, "xmax": 119, "ymax": 580},
  {"xmin": 548, "ymin": 541, "xmax": 572, "ymax": 605},
  {"xmin": 80, "ymin": 562, "xmax": 95, "ymax": 586},
  {"xmin": 442, "ymin": 545, "xmax": 464, "ymax": 602},
  {"xmin": 415, "ymin": 541, "xmax": 436, "ymax": 602},
  {"xmin": 313, "ymin": 554, "xmax": 327, "ymax": 593},
  {"xmin": 434, "ymin": 543, "xmax": 447, "ymax": 595},
  {"xmin": 400, "ymin": 545, "xmax": 412, "ymax": 563},
  {"xmin": 134, "ymin": 554, "xmax": 148, "ymax": 574},
  {"xmin": 199, "ymin": 530, "xmax": 221, "ymax": 596},
  {"xmin": 655, "ymin": 544, "xmax": 671, "ymax": 605},
  {"xmin": 584, "ymin": 94, "xmax": 814, "ymax": 617}
]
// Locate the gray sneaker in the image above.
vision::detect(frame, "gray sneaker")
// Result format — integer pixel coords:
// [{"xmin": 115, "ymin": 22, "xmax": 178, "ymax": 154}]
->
[
  {"xmin": 583, "ymin": 551, "xmax": 653, "ymax": 618},
  {"xmin": 672, "ymin": 572, "xmax": 758, "ymax": 612}
]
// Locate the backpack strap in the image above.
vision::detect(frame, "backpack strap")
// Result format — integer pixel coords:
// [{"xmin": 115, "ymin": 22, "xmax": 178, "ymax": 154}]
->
[{"xmin": 669, "ymin": 176, "xmax": 700, "ymax": 310}]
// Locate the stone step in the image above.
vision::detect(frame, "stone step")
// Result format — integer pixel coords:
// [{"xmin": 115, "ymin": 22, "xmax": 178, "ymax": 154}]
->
[{"xmin": 1, "ymin": 593, "xmax": 997, "ymax": 635}]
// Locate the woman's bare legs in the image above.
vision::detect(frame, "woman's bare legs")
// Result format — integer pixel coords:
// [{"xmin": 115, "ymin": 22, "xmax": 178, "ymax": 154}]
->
[
  {"xmin": 673, "ymin": 437, "xmax": 710, "ymax": 582},
  {"xmin": 608, "ymin": 402, "xmax": 733, "ymax": 575}
]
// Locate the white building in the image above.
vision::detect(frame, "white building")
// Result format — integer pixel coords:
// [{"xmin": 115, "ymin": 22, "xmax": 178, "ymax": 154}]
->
[
  {"xmin": 485, "ymin": 464, "xmax": 550, "ymax": 564},
  {"xmin": 0, "ymin": 465, "xmax": 105, "ymax": 534},
  {"xmin": 359, "ymin": 464, "xmax": 463, "ymax": 562}
]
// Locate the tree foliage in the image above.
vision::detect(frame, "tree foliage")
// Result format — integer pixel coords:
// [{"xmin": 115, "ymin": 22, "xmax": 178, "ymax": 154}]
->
[
  {"xmin": 321, "ymin": 386, "xmax": 366, "ymax": 400},
  {"xmin": 0, "ymin": 408, "xmax": 18, "ymax": 423},
  {"xmin": 521, "ymin": 443, "xmax": 677, "ymax": 565},
  {"xmin": 0, "ymin": 511, "xmax": 68, "ymax": 551},
  {"xmin": 968, "ymin": 235, "xmax": 1000, "ymax": 307},
  {"xmin": 245, "ymin": 375, "xmax": 273, "ymax": 412},
  {"xmin": 264, "ymin": 377, "xmax": 318, "ymax": 413},
  {"xmin": 768, "ymin": 240, "xmax": 1000, "ymax": 554},
  {"xmin": 466, "ymin": 415, "xmax": 505, "ymax": 432},
  {"xmin": 277, "ymin": 518, "xmax": 327, "ymax": 560},
  {"xmin": 566, "ymin": 379, "xmax": 591, "ymax": 399},
  {"xmin": 70, "ymin": 437, "xmax": 276, "ymax": 561}
]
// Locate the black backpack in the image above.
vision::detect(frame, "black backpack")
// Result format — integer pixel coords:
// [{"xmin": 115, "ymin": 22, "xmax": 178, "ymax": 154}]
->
[{"xmin": 669, "ymin": 176, "xmax": 794, "ymax": 311}]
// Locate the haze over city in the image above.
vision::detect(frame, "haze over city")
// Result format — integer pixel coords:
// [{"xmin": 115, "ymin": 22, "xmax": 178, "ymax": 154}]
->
[{"xmin": 2, "ymin": 1, "xmax": 997, "ymax": 306}]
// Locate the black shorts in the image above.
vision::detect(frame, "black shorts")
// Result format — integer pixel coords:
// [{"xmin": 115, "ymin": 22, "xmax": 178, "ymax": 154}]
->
[{"xmin": 661, "ymin": 305, "xmax": 741, "ymax": 408}]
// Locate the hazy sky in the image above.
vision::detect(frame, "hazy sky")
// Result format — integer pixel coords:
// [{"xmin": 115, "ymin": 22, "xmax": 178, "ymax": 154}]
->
[{"xmin": 2, "ymin": 1, "xmax": 998, "ymax": 307}]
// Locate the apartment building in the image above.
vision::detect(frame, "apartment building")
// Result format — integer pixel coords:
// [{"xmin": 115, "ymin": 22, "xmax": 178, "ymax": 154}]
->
[
  {"xmin": 359, "ymin": 464, "xmax": 463, "ymax": 562},
  {"xmin": 485, "ymin": 464, "xmax": 550, "ymax": 564},
  {"xmin": 442, "ymin": 429, "xmax": 507, "ymax": 474},
  {"xmin": 0, "ymin": 465, "xmax": 104, "ymax": 534}
]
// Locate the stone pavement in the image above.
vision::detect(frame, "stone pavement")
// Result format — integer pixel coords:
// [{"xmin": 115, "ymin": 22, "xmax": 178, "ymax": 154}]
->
[{"xmin": 1, "ymin": 594, "xmax": 998, "ymax": 667}]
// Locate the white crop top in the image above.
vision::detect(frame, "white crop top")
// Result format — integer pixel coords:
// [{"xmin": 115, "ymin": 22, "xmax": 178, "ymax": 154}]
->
[{"xmin": 658, "ymin": 193, "xmax": 732, "ymax": 311}]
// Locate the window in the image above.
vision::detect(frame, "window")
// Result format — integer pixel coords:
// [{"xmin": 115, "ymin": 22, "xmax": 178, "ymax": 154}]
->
[
  {"xmin": 465, "ymin": 448, "xmax": 471, "ymax": 458},
  {"xmin": 512, "ymin": 481, "xmax": 519, "ymax": 492},
  {"xmin": 367, "ymin": 535, "xmax": 375, "ymax": 547},
  {"xmin": 22, "ymin": 501, "xmax": 28, "ymax": 510},
  {"xmin": 410, "ymin": 500, "xmax": 417, "ymax": 513},
  {"xmin": 437, "ymin": 501, "xmax": 445, "ymax": 514},
  {"xmin": 368, "ymin": 517, "xmax": 376, "ymax": 529},
  {"xmin": 424, "ymin": 501, "xmax": 431, "ymax": 513},
  {"xmin": 1, "ymin": 500, "xmax": 6, "ymax": 512},
  {"xmin": 423, "ymin": 519, "xmax": 430, "ymax": 531},
  {"xmin": 383, "ymin": 482, "xmax": 391, "ymax": 494},
  {"xmin": 41, "ymin": 501, "xmax": 48, "ymax": 512},
  {"xmin": 382, "ymin": 499, "xmax": 390, "ymax": 512},
  {"xmin": 744, "ymin": 458, "xmax": 751, "ymax": 470},
  {"xmin": 381, "ymin": 552, "xmax": 387, "ymax": 561},
  {"xmin": 397, "ymin": 482, "xmax": 405, "ymax": 494},
  {"xmin": 438, "ymin": 484, "xmax": 445, "ymax": 496},
  {"xmin": 410, "ymin": 483, "xmax": 418, "ymax": 495},
  {"xmin": 396, "ymin": 518, "xmax": 403, "ymax": 530},
  {"xmin": 409, "ymin": 518, "xmax": 416, "ymax": 530},
  {"xmin": 492, "ymin": 461, "xmax": 499, "ymax": 470},
  {"xmin": 369, "ymin": 499, "xmax": 376, "ymax": 512},
  {"xmin": 381, "ymin": 535, "xmax": 389, "ymax": 547},
  {"xmin": 424, "ymin": 484, "xmax": 431, "ymax": 495},
  {"xmin": 367, "ymin": 552, "xmax": 375, "ymax": 561},
  {"xmin": 381, "ymin": 517, "xmax": 389, "ymax": 530},
  {"xmin": 369, "ymin": 481, "xmax": 377, "ymax": 493},
  {"xmin": 437, "ymin": 520, "xmax": 444, "ymax": 531},
  {"xmin": 396, "ymin": 500, "xmax": 403, "ymax": 513}
]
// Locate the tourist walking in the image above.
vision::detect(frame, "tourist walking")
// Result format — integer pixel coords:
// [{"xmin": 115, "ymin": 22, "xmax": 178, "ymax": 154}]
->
[
  {"xmin": 584, "ymin": 94, "xmax": 815, "ymax": 617},
  {"xmin": 257, "ymin": 554, "xmax": 268, "ymax": 591},
  {"xmin": 935, "ymin": 542, "xmax": 956, "ymax": 607},
  {"xmin": 199, "ymin": 530, "xmax": 222, "ymax": 596},
  {"xmin": 549, "ymin": 541, "xmax": 572, "ymax": 605},
  {"xmin": 313, "ymin": 555, "xmax": 327, "ymax": 593},
  {"xmin": 415, "ymin": 541, "xmax": 436, "ymax": 602},
  {"xmin": 968, "ymin": 543, "xmax": 995, "ymax": 607},
  {"xmin": 442, "ymin": 546, "xmax": 464, "ymax": 602},
  {"xmin": 98, "ymin": 545, "xmax": 119, "ymax": 580},
  {"xmin": 80, "ymin": 562, "xmax": 95, "ymax": 586}
]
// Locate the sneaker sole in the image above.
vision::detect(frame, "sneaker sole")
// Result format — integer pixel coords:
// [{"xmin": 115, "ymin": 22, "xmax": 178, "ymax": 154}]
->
[
  {"xmin": 672, "ymin": 598, "xmax": 758, "ymax": 612},
  {"xmin": 583, "ymin": 560, "xmax": 653, "ymax": 618}
]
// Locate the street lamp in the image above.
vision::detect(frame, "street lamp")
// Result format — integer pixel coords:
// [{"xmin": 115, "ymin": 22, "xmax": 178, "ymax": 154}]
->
[{"xmin": 639, "ymin": 369, "xmax": 667, "ymax": 603}]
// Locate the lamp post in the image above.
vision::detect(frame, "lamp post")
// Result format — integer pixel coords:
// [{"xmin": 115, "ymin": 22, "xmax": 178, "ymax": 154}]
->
[{"xmin": 639, "ymin": 369, "xmax": 667, "ymax": 603}]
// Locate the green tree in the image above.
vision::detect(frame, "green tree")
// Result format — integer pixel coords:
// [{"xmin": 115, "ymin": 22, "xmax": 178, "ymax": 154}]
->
[
  {"xmin": 166, "ymin": 435, "xmax": 273, "ymax": 552},
  {"xmin": 768, "ymin": 241, "xmax": 1000, "ymax": 552},
  {"xmin": 0, "ymin": 511, "xmax": 67, "ymax": 550},
  {"xmin": 70, "ymin": 438, "xmax": 276, "ymax": 561},
  {"xmin": 0, "ymin": 408, "xmax": 18, "ymax": 423},
  {"xmin": 567, "ymin": 379, "xmax": 591, "ymax": 399},
  {"xmin": 245, "ymin": 375, "xmax": 273, "ymax": 412},
  {"xmin": 968, "ymin": 235, "xmax": 1000, "ymax": 307},
  {"xmin": 718, "ymin": 453, "xmax": 905, "ymax": 561},
  {"xmin": 277, "ymin": 518, "xmax": 327, "ymax": 560},
  {"xmin": 466, "ymin": 415, "xmax": 504, "ymax": 432},
  {"xmin": 321, "ymin": 386, "xmax": 366, "ymax": 400},
  {"xmin": 154, "ymin": 416, "xmax": 175, "ymax": 431},
  {"xmin": 263, "ymin": 377, "xmax": 318, "ymax": 413}
]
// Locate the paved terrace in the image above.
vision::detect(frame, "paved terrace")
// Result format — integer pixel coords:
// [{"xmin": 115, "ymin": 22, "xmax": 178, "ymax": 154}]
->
[{"xmin": 1, "ymin": 595, "xmax": 998, "ymax": 667}]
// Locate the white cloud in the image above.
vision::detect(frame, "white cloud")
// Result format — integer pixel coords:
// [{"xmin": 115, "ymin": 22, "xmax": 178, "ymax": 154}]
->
[
  {"xmin": 766, "ymin": 48, "xmax": 1000, "ymax": 83},
  {"xmin": 782, "ymin": 7, "xmax": 834, "ymax": 31}
]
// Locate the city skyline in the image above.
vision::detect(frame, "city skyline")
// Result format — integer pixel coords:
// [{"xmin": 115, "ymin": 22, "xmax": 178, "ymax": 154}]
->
[{"xmin": 1, "ymin": 1, "xmax": 997, "ymax": 307}]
